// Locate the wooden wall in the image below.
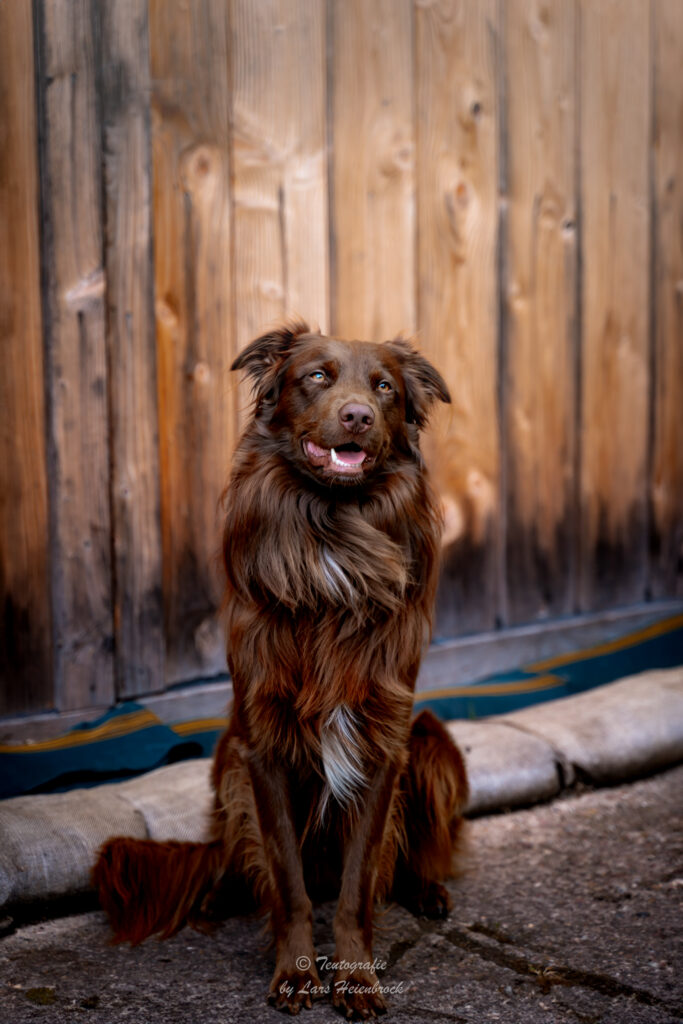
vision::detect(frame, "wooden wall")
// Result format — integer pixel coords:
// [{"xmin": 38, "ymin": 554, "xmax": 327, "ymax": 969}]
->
[{"xmin": 1, "ymin": 0, "xmax": 682, "ymax": 718}]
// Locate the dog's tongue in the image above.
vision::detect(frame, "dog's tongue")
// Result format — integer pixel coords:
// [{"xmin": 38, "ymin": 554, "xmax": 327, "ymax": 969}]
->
[
  {"xmin": 305, "ymin": 440, "xmax": 366, "ymax": 470},
  {"xmin": 333, "ymin": 447, "xmax": 365, "ymax": 466}
]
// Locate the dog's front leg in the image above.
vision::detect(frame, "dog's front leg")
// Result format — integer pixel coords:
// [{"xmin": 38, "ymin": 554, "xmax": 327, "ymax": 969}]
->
[
  {"xmin": 246, "ymin": 751, "xmax": 321, "ymax": 1013},
  {"xmin": 332, "ymin": 760, "xmax": 398, "ymax": 1019}
]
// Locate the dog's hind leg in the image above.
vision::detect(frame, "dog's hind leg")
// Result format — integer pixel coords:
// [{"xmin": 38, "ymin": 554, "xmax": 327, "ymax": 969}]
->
[{"xmin": 391, "ymin": 709, "xmax": 469, "ymax": 919}]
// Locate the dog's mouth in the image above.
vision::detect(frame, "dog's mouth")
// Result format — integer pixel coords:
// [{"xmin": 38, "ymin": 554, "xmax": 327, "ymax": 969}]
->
[{"xmin": 303, "ymin": 440, "xmax": 371, "ymax": 477}]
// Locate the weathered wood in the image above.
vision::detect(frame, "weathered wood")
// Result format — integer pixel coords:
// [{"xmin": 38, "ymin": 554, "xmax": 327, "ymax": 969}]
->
[
  {"xmin": 231, "ymin": 0, "xmax": 328, "ymax": 392},
  {"xmin": 417, "ymin": 601, "xmax": 683, "ymax": 694},
  {"xmin": 4, "ymin": 0, "xmax": 683, "ymax": 729},
  {"xmin": 578, "ymin": 0, "xmax": 651, "ymax": 610},
  {"xmin": 415, "ymin": 0, "xmax": 501, "ymax": 636},
  {"xmin": 0, "ymin": 0, "xmax": 52, "ymax": 714},
  {"xmin": 329, "ymin": 0, "xmax": 415, "ymax": 339},
  {"xmin": 650, "ymin": 0, "xmax": 683, "ymax": 598},
  {"xmin": 6, "ymin": 599, "xmax": 681, "ymax": 741},
  {"xmin": 149, "ymin": 0, "xmax": 235, "ymax": 684},
  {"xmin": 36, "ymin": 0, "xmax": 115, "ymax": 709},
  {"xmin": 502, "ymin": 0, "xmax": 578, "ymax": 624},
  {"xmin": 100, "ymin": 1, "xmax": 164, "ymax": 696}
]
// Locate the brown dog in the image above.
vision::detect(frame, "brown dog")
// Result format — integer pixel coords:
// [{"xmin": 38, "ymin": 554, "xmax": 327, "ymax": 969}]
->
[{"xmin": 93, "ymin": 322, "xmax": 469, "ymax": 1019}]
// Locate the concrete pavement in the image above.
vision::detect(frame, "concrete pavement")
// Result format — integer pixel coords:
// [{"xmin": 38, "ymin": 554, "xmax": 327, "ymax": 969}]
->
[{"xmin": 1, "ymin": 764, "xmax": 681, "ymax": 1023}]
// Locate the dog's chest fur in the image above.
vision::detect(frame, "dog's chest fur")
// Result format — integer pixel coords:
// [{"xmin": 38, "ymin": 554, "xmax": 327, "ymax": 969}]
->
[
  {"xmin": 319, "ymin": 704, "xmax": 367, "ymax": 810},
  {"xmin": 319, "ymin": 545, "xmax": 357, "ymax": 605}
]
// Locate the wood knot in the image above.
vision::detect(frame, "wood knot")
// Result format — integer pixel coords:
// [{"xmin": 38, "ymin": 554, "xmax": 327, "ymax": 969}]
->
[
  {"xmin": 64, "ymin": 269, "xmax": 106, "ymax": 311},
  {"xmin": 180, "ymin": 144, "xmax": 219, "ymax": 193},
  {"xmin": 455, "ymin": 181, "xmax": 469, "ymax": 206},
  {"xmin": 259, "ymin": 279, "xmax": 285, "ymax": 301},
  {"xmin": 195, "ymin": 153, "xmax": 211, "ymax": 176},
  {"xmin": 190, "ymin": 361, "xmax": 211, "ymax": 385},
  {"xmin": 155, "ymin": 295, "xmax": 179, "ymax": 328}
]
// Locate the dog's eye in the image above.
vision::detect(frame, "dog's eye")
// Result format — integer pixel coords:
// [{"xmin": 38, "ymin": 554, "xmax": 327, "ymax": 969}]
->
[
  {"xmin": 309, "ymin": 370, "xmax": 326, "ymax": 382},
  {"xmin": 376, "ymin": 379, "xmax": 393, "ymax": 392}
]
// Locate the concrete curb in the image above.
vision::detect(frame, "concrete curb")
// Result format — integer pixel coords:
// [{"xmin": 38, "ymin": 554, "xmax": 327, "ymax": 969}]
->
[
  {"xmin": 1, "ymin": 667, "xmax": 681, "ymax": 911},
  {"xmin": 0, "ymin": 761, "xmax": 213, "ymax": 909},
  {"xmin": 493, "ymin": 667, "xmax": 683, "ymax": 785},
  {"xmin": 449, "ymin": 666, "xmax": 683, "ymax": 811}
]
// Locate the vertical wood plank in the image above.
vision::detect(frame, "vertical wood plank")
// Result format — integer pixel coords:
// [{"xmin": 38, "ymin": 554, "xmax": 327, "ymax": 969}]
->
[
  {"xmin": 650, "ymin": 0, "xmax": 683, "ymax": 598},
  {"xmin": 150, "ymin": 0, "xmax": 235, "ymax": 684},
  {"xmin": 36, "ymin": 0, "xmax": 115, "ymax": 709},
  {"xmin": 100, "ymin": 1, "xmax": 164, "ymax": 695},
  {"xmin": 503, "ymin": 0, "xmax": 578, "ymax": 624},
  {"xmin": 416, "ymin": 0, "xmax": 501, "ymax": 636},
  {"xmin": 579, "ymin": 0, "xmax": 651, "ymax": 610},
  {"xmin": 0, "ymin": 0, "xmax": 52, "ymax": 714},
  {"xmin": 330, "ymin": 0, "xmax": 415, "ymax": 340},
  {"xmin": 231, "ymin": 0, "xmax": 328, "ymax": 361}
]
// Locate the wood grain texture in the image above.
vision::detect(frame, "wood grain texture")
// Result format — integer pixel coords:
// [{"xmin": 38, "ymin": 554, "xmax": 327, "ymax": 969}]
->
[
  {"xmin": 502, "ymin": 0, "xmax": 578, "ymax": 624},
  {"xmin": 579, "ymin": 0, "xmax": 651, "ymax": 610},
  {"xmin": 150, "ymin": 0, "xmax": 234, "ymax": 684},
  {"xmin": 0, "ymin": 0, "xmax": 52, "ymax": 714},
  {"xmin": 231, "ymin": 0, "xmax": 328, "ymax": 391},
  {"xmin": 100, "ymin": 1, "xmax": 164, "ymax": 696},
  {"xmin": 5, "ymin": 0, "xmax": 683, "ymax": 728},
  {"xmin": 36, "ymin": 0, "xmax": 115, "ymax": 709},
  {"xmin": 330, "ymin": 0, "xmax": 415, "ymax": 340},
  {"xmin": 415, "ymin": 0, "xmax": 501, "ymax": 635},
  {"xmin": 650, "ymin": 0, "xmax": 683, "ymax": 598}
]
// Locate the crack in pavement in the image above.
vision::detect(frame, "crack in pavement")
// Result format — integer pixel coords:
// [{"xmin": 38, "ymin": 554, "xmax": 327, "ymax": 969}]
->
[
  {"xmin": 444, "ymin": 924, "xmax": 683, "ymax": 1018},
  {"xmin": 384, "ymin": 934, "xmax": 421, "ymax": 972},
  {"xmin": 396, "ymin": 1006, "xmax": 468, "ymax": 1023}
]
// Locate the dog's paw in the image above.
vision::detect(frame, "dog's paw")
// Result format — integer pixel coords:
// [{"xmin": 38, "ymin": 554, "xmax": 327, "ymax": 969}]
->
[
  {"xmin": 399, "ymin": 878, "xmax": 452, "ymax": 920},
  {"xmin": 415, "ymin": 879, "xmax": 452, "ymax": 919},
  {"xmin": 268, "ymin": 960, "xmax": 323, "ymax": 1015},
  {"xmin": 332, "ymin": 968, "xmax": 387, "ymax": 1020}
]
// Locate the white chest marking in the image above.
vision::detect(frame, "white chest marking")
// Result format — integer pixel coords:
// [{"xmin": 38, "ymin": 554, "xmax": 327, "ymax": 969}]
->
[
  {"xmin": 320, "ymin": 704, "xmax": 367, "ymax": 812},
  {"xmin": 320, "ymin": 546, "xmax": 356, "ymax": 604}
]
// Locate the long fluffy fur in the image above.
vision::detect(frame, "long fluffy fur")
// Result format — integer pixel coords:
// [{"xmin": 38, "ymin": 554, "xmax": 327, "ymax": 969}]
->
[{"xmin": 93, "ymin": 322, "xmax": 469, "ymax": 1016}]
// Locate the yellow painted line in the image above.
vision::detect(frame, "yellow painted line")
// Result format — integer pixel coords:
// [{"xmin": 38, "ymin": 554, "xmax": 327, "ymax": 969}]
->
[
  {"xmin": 415, "ymin": 674, "xmax": 565, "ymax": 701},
  {"xmin": 171, "ymin": 718, "xmax": 229, "ymax": 735},
  {"xmin": 526, "ymin": 614, "xmax": 683, "ymax": 673},
  {"xmin": 0, "ymin": 710, "xmax": 160, "ymax": 754}
]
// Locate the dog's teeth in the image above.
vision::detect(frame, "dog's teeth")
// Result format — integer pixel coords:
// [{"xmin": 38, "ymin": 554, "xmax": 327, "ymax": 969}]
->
[{"xmin": 330, "ymin": 447, "xmax": 365, "ymax": 468}]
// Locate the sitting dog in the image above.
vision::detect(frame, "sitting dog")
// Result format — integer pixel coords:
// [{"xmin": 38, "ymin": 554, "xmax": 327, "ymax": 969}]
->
[{"xmin": 94, "ymin": 321, "xmax": 469, "ymax": 1019}]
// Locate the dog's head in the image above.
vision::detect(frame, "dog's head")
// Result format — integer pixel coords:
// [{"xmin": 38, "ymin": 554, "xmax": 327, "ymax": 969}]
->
[{"xmin": 232, "ymin": 321, "xmax": 450, "ymax": 487}]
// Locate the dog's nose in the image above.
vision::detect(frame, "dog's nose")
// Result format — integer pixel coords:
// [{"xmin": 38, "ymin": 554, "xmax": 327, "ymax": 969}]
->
[{"xmin": 339, "ymin": 402, "xmax": 375, "ymax": 434}]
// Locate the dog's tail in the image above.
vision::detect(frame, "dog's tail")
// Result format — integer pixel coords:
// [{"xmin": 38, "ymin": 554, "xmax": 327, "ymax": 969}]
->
[{"xmin": 92, "ymin": 837, "xmax": 231, "ymax": 944}]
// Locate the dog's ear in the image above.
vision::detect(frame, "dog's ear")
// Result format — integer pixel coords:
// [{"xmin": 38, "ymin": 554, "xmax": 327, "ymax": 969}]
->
[
  {"xmin": 386, "ymin": 338, "xmax": 451, "ymax": 427},
  {"xmin": 231, "ymin": 320, "xmax": 310, "ymax": 383},
  {"xmin": 231, "ymin": 320, "xmax": 310, "ymax": 406}
]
